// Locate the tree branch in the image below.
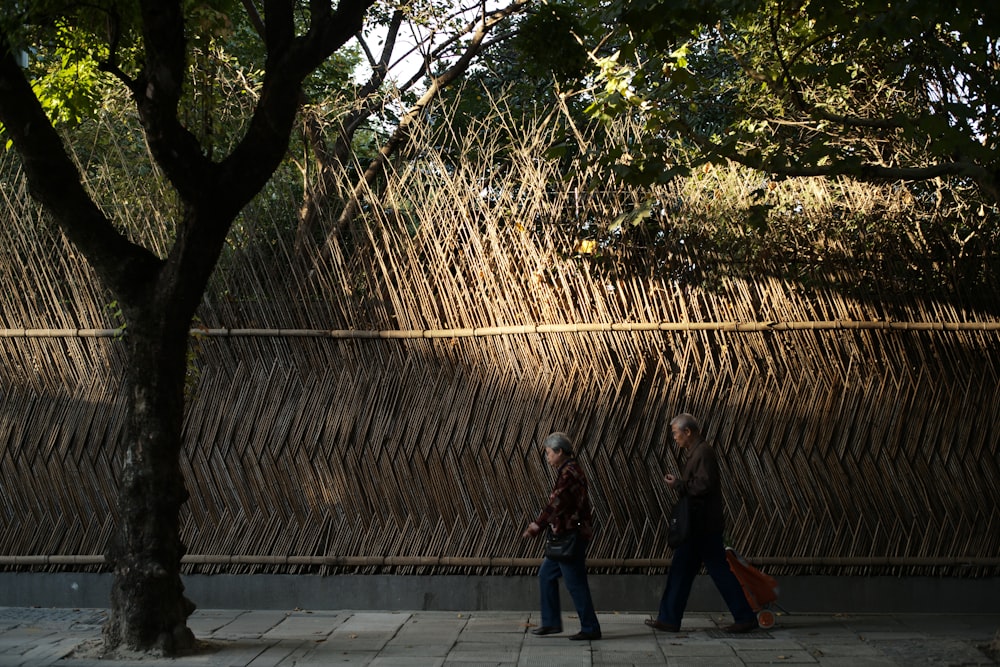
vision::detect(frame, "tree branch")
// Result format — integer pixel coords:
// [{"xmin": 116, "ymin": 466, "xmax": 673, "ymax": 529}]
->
[
  {"xmin": 221, "ymin": 0, "xmax": 376, "ymax": 204},
  {"xmin": 317, "ymin": 0, "xmax": 532, "ymax": 261},
  {"xmin": 133, "ymin": 0, "xmax": 213, "ymax": 201},
  {"xmin": 696, "ymin": 127, "xmax": 999, "ymax": 203},
  {"xmin": 240, "ymin": 0, "xmax": 266, "ymax": 39},
  {"xmin": 0, "ymin": 38, "xmax": 161, "ymax": 300}
]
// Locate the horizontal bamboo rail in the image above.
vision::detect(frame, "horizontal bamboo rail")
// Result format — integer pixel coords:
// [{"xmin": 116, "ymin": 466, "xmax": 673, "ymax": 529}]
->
[
  {"xmin": 2, "ymin": 555, "xmax": 998, "ymax": 567},
  {"xmin": 2, "ymin": 319, "xmax": 999, "ymax": 339}
]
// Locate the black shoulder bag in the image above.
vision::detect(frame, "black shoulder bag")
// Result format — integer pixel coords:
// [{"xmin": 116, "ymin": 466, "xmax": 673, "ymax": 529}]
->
[
  {"xmin": 544, "ymin": 526, "xmax": 580, "ymax": 561},
  {"xmin": 667, "ymin": 495, "xmax": 691, "ymax": 549}
]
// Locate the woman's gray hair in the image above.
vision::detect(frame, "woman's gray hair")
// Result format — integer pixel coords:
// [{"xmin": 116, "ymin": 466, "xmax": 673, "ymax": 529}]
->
[
  {"xmin": 669, "ymin": 413, "xmax": 702, "ymax": 434},
  {"xmin": 542, "ymin": 432, "xmax": 574, "ymax": 455}
]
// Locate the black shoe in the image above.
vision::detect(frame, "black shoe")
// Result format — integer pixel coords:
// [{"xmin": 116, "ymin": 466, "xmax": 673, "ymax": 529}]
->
[
  {"xmin": 645, "ymin": 618, "xmax": 679, "ymax": 632},
  {"xmin": 724, "ymin": 620, "xmax": 759, "ymax": 633},
  {"xmin": 568, "ymin": 630, "xmax": 601, "ymax": 641},
  {"xmin": 530, "ymin": 626, "xmax": 562, "ymax": 636}
]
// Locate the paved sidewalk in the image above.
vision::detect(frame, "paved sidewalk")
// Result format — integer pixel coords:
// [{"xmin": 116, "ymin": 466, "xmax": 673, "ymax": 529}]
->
[{"xmin": 0, "ymin": 607, "xmax": 997, "ymax": 666}]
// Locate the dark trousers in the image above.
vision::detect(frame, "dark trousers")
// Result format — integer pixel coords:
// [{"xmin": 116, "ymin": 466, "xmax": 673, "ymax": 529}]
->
[
  {"xmin": 538, "ymin": 539, "xmax": 601, "ymax": 634},
  {"xmin": 657, "ymin": 531, "xmax": 755, "ymax": 626}
]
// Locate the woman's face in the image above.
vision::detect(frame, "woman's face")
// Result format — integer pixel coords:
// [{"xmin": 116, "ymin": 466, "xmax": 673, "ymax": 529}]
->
[{"xmin": 545, "ymin": 447, "xmax": 566, "ymax": 468}]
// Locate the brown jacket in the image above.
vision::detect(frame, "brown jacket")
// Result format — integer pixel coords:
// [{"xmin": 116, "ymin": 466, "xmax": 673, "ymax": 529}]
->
[{"xmin": 674, "ymin": 439, "xmax": 726, "ymax": 535}]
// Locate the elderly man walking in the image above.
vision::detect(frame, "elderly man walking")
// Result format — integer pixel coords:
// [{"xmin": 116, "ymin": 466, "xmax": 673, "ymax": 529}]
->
[{"xmin": 646, "ymin": 413, "xmax": 758, "ymax": 634}]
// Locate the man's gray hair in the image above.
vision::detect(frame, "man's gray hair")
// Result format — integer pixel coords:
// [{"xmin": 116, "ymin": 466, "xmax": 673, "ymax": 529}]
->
[
  {"xmin": 670, "ymin": 413, "xmax": 702, "ymax": 433},
  {"xmin": 543, "ymin": 432, "xmax": 574, "ymax": 455}
]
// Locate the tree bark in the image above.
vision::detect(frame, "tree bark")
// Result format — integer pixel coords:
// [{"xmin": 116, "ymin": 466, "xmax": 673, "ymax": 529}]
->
[{"xmin": 102, "ymin": 310, "xmax": 197, "ymax": 654}]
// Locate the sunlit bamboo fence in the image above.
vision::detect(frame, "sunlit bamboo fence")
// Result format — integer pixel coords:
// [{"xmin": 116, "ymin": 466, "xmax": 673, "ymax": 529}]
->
[{"xmin": 1, "ymin": 109, "xmax": 999, "ymax": 577}]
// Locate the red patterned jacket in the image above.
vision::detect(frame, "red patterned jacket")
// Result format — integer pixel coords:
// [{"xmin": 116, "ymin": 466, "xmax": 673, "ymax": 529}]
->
[{"xmin": 534, "ymin": 458, "xmax": 594, "ymax": 540}]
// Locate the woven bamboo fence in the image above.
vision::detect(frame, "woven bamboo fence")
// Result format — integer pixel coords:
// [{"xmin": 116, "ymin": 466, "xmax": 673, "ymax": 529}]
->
[{"xmin": 1, "ymin": 109, "xmax": 999, "ymax": 577}]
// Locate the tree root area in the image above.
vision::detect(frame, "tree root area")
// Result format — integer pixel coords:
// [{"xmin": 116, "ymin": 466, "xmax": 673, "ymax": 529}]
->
[{"xmin": 70, "ymin": 637, "xmax": 222, "ymax": 661}]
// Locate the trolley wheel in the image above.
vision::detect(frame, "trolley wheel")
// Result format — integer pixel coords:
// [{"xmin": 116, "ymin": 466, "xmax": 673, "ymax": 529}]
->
[{"xmin": 756, "ymin": 608, "xmax": 776, "ymax": 629}]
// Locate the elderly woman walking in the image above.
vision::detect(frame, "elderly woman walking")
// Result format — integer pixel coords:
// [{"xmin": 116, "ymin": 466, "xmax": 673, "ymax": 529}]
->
[{"xmin": 522, "ymin": 432, "xmax": 602, "ymax": 641}]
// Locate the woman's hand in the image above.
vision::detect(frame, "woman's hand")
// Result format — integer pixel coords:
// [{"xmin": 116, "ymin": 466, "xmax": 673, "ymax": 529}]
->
[
  {"xmin": 522, "ymin": 521, "xmax": 540, "ymax": 539},
  {"xmin": 664, "ymin": 473, "xmax": 677, "ymax": 488}
]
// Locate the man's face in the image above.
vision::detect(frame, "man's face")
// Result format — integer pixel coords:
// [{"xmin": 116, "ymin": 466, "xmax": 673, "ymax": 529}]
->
[{"xmin": 671, "ymin": 425, "xmax": 693, "ymax": 449}]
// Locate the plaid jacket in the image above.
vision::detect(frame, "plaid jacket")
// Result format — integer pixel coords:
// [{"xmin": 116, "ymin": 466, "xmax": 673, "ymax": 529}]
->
[{"xmin": 534, "ymin": 458, "xmax": 594, "ymax": 540}]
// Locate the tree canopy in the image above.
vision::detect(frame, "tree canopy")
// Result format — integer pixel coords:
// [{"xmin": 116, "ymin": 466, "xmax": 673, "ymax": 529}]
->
[{"xmin": 581, "ymin": 0, "xmax": 1000, "ymax": 204}]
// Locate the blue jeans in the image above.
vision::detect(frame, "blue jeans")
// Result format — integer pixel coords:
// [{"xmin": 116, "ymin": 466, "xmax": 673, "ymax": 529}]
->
[
  {"xmin": 657, "ymin": 531, "xmax": 755, "ymax": 626},
  {"xmin": 538, "ymin": 538, "xmax": 601, "ymax": 633}
]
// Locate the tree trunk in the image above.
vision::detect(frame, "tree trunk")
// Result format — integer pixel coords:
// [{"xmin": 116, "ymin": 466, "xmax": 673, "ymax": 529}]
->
[{"xmin": 102, "ymin": 314, "xmax": 196, "ymax": 654}]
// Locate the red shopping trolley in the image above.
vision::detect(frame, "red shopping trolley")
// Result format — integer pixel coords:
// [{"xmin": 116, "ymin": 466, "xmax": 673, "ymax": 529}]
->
[{"xmin": 726, "ymin": 547, "xmax": 782, "ymax": 628}]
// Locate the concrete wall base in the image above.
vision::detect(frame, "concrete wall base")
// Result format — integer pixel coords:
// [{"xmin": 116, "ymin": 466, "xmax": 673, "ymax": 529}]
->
[{"xmin": 1, "ymin": 573, "xmax": 995, "ymax": 614}]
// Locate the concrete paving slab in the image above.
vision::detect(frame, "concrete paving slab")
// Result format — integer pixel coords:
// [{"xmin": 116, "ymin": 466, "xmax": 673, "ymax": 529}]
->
[
  {"xmin": 516, "ymin": 655, "xmax": 589, "ymax": 667},
  {"xmin": 212, "ymin": 611, "xmax": 290, "ymax": 639},
  {"xmin": 517, "ymin": 657, "xmax": 572, "ymax": 667},
  {"xmin": 322, "ymin": 638, "xmax": 390, "ymax": 652},
  {"xmin": 335, "ymin": 613, "xmax": 410, "ymax": 634},
  {"xmin": 188, "ymin": 610, "xmax": 246, "ymax": 635},
  {"xmin": 291, "ymin": 640, "xmax": 378, "ymax": 666},
  {"xmin": 599, "ymin": 613, "xmax": 650, "ymax": 622},
  {"xmin": 262, "ymin": 612, "xmax": 344, "ymax": 640},
  {"xmin": 3, "ymin": 638, "xmax": 81, "ymax": 667},
  {"xmin": 896, "ymin": 615, "xmax": 998, "ymax": 639},
  {"xmin": 382, "ymin": 625, "xmax": 456, "ymax": 651},
  {"xmin": 663, "ymin": 657, "xmax": 744, "ymax": 666},
  {"xmin": 395, "ymin": 615, "xmax": 465, "ymax": 629},
  {"xmin": 290, "ymin": 649, "xmax": 377, "ymax": 667},
  {"xmin": 594, "ymin": 638, "xmax": 662, "ymax": 652},
  {"xmin": 519, "ymin": 643, "xmax": 592, "ymax": 655},
  {"xmin": 733, "ymin": 646, "xmax": 818, "ymax": 663},
  {"xmin": 798, "ymin": 641, "xmax": 883, "ymax": 657},
  {"xmin": 858, "ymin": 631, "xmax": 928, "ymax": 641},
  {"xmin": 444, "ymin": 641, "xmax": 520, "ymax": 662},
  {"xmin": 197, "ymin": 640, "xmax": 272, "ymax": 667},
  {"xmin": 676, "ymin": 616, "xmax": 719, "ymax": 631},
  {"xmin": 657, "ymin": 641, "xmax": 739, "ymax": 658},
  {"xmin": 590, "ymin": 649, "xmax": 666, "ymax": 665},
  {"xmin": 770, "ymin": 616, "xmax": 857, "ymax": 632},
  {"xmin": 868, "ymin": 638, "xmax": 997, "ymax": 666},
  {"xmin": 812, "ymin": 659, "xmax": 897, "ymax": 667},
  {"xmin": 0, "ymin": 608, "xmax": 997, "ymax": 667},
  {"xmin": 369, "ymin": 657, "xmax": 444, "ymax": 667},
  {"xmin": 455, "ymin": 631, "xmax": 524, "ymax": 645},
  {"xmin": 243, "ymin": 640, "xmax": 306, "ymax": 667},
  {"xmin": 463, "ymin": 613, "xmax": 529, "ymax": 631},
  {"xmin": 377, "ymin": 643, "xmax": 451, "ymax": 658}
]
